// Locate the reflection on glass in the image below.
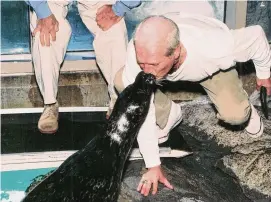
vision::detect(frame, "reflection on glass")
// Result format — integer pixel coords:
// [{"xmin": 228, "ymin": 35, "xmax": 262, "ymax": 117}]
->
[
  {"xmin": 1, "ymin": 1, "xmax": 30, "ymax": 54},
  {"xmin": 246, "ymin": 1, "xmax": 271, "ymax": 42},
  {"xmin": 66, "ymin": 2, "xmax": 94, "ymax": 52}
]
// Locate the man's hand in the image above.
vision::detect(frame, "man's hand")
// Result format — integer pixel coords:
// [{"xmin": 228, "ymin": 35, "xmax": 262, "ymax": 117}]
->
[
  {"xmin": 33, "ymin": 14, "xmax": 59, "ymax": 47},
  {"xmin": 96, "ymin": 5, "xmax": 122, "ymax": 31},
  {"xmin": 256, "ymin": 77, "xmax": 271, "ymax": 95},
  {"xmin": 137, "ymin": 165, "xmax": 173, "ymax": 196}
]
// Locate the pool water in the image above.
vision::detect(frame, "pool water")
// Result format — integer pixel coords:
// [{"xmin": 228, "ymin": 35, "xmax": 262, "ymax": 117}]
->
[{"xmin": 1, "ymin": 168, "xmax": 56, "ymax": 202}]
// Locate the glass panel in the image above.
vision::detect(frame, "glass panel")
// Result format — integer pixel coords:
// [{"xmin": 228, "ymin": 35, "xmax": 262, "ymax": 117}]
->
[
  {"xmin": 1, "ymin": 1, "xmax": 30, "ymax": 55},
  {"xmin": 66, "ymin": 2, "xmax": 94, "ymax": 52},
  {"xmin": 246, "ymin": 1, "xmax": 271, "ymax": 42},
  {"xmin": 124, "ymin": 1, "xmax": 226, "ymax": 39},
  {"xmin": 208, "ymin": 0, "xmax": 225, "ymax": 22}
]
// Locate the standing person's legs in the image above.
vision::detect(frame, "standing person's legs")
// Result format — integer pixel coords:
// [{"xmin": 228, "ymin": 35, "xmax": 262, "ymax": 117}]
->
[
  {"xmin": 200, "ymin": 68, "xmax": 263, "ymax": 137},
  {"xmin": 77, "ymin": 0, "xmax": 128, "ymax": 118},
  {"xmin": 30, "ymin": 1, "xmax": 72, "ymax": 133}
]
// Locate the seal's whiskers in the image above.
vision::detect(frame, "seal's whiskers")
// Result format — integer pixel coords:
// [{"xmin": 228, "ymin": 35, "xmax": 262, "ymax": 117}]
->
[{"xmin": 155, "ymin": 79, "xmax": 167, "ymax": 86}]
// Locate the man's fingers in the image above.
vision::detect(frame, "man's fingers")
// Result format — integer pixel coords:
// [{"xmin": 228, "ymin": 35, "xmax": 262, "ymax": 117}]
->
[
  {"xmin": 141, "ymin": 182, "xmax": 151, "ymax": 196},
  {"xmin": 51, "ymin": 31, "xmax": 56, "ymax": 42},
  {"xmin": 96, "ymin": 13, "xmax": 104, "ymax": 21},
  {"xmin": 152, "ymin": 181, "xmax": 158, "ymax": 195},
  {"xmin": 33, "ymin": 23, "xmax": 42, "ymax": 36},
  {"xmin": 40, "ymin": 32, "xmax": 45, "ymax": 46},
  {"xmin": 137, "ymin": 181, "xmax": 143, "ymax": 192},
  {"xmin": 45, "ymin": 32, "xmax": 50, "ymax": 46},
  {"xmin": 162, "ymin": 178, "xmax": 173, "ymax": 189},
  {"xmin": 54, "ymin": 22, "xmax": 59, "ymax": 32},
  {"xmin": 33, "ymin": 28, "xmax": 39, "ymax": 37}
]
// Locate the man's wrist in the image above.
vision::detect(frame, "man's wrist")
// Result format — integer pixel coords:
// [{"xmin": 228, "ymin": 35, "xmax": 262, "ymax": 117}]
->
[
  {"xmin": 145, "ymin": 157, "xmax": 161, "ymax": 168},
  {"xmin": 256, "ymin": 69, "xmax": 271, "ymax": 80},
  {"xmin": 147, "ymin": 165, "xmax": 161, "ymax": 170},
  {"xmin": 35, "ymin": 2, "xmax": 52, "ymax": 19}
]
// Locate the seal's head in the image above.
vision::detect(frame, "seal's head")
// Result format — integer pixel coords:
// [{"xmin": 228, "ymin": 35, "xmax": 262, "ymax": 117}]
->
[
  {"xmin": 122, "ymin": 71, "xmax": 156, "ymax": 121},
  {"xmin": 133, "ymin": 71, "xmax": 156, "ymax": 95}
]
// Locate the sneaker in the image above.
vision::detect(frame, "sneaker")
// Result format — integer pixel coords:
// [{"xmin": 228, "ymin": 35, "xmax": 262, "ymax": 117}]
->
[
  {"xmin": 38, "ymin": 102, "xmax": 59, "ymax": 134},
  {"xmin": 245, "ymin": 104, "xmax": 264, "ymax": 138},
  {"xmin": 158, "ymin": 102, "xmax": 183, "ymax": 144}
]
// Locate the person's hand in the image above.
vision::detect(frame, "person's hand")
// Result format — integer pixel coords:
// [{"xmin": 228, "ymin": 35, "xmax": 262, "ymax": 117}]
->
[
  {"xmin": 33, "ymin": 14, "xmax": 59, "ymax": 47},
  {"xmin": 137, "ymin": 165, "xmax": 173, "ymax": 196},
  {"xmin": 256, "ymin": 77, "xmax": 271, "ymax": 95},
  {"xmin": 96, "ymin": 5, "xmax": 122, "ymax": 31}
]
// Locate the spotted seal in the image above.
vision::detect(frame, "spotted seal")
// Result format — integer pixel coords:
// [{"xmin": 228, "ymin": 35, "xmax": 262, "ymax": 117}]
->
[{"xmin": 22, "ymin": 71, "xmax": 156, "ymax": 202}]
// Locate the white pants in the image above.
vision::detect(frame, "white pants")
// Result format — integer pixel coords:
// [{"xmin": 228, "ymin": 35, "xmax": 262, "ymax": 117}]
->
[{"xmin": 30, "ymin": 0, "xmax": 128, "ymax": 104}]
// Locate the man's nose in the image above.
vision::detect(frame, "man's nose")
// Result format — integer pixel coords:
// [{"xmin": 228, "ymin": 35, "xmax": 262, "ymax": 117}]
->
[{"xmin": 141, "ymin": 65, "xmax": 155, "ymax": 75}]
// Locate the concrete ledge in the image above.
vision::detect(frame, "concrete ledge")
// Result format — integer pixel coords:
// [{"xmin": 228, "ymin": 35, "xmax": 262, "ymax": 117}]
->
[
  {"xmin": 1, "ymin": 61, "xmax": 261, "ymax": 110},
  {"xmin": 1, "ymin": 60, "xmax": 99, "ymax": 76}
]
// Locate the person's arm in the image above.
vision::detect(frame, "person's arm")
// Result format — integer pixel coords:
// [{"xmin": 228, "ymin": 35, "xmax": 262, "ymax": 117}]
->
[
  {"xmin": 137, "ymin": 99, "xmax": 161, "ymax": 168},
  {"xmin": 24, "ymin": 0, "xmax": 52, "ymax": 19},
  {"xmin": 122, "ymin": 41, "xmax": 173, "ymax": 196},
  {"xmin": 231, "ymin": 25, "xmax": 271, "ymax": 94},
  {"xmin": 122, "ymin": 41, "xmax": 161, "ymax": 168},
  {"xmin": 112, "ymin": 0, "xmax": 141, "ymax": 16}
]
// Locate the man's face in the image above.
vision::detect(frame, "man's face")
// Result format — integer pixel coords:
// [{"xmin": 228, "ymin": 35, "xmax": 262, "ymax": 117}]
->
[{"xmin": 135, "ymin": 44, "xmax": 175, "ymax": 80}]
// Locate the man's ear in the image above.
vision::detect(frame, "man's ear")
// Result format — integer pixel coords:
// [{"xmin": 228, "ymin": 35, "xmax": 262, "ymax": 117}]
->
[{"xmin": 173, "ymin": 44, "xmax": 181, "ymax": 60}]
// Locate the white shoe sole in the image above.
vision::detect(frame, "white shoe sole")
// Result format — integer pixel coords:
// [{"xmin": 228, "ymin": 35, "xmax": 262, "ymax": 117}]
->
[{"xmin": 245, "ymin": 117, "xmax": 264, "ymax": 138}]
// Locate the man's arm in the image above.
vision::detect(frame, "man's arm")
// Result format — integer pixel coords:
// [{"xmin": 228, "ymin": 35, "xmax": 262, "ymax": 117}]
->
[
  {"xmin": 122, "ymin": 41, "xmax": 161, "ymax": 168},
  {"xmin": 120, "ymin": 41, "xmax": 173, "ymax": 196},
  {"xmin": 231, "ymin": 25, "xmax": 271, "ymax": 94},
  {"xmin": 24, "ymin": 0, "xmax": 52, "ymax": 19},
  {"xmin": 112, "ymin": 0, "xmax": 141, "ymax": 16}
]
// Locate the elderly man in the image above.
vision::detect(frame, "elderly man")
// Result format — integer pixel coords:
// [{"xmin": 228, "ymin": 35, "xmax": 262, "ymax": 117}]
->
[
  {"xmin": 114, "ymin": 14, "xmax": 271, "ymax": 196},
  {"xmin": 25, "ymin": 0, "xmax": 141, "ymax": 134}
]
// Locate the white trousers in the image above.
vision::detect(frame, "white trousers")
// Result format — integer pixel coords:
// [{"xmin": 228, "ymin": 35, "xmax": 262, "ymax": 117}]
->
[{"xmin": 30, "ymin": 0, "xmax": 128, "ymax": 104}]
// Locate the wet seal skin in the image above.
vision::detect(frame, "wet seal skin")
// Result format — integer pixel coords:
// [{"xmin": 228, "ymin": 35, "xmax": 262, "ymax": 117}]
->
[{"xmin": 22, "ymin": 72, "xmax": 156, "ymax": 202}]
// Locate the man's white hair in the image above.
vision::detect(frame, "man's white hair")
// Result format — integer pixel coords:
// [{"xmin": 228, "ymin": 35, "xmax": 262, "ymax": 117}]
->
[{"xmin": 133, "ymin": 15, "xmax": 180, "ymax": 56}]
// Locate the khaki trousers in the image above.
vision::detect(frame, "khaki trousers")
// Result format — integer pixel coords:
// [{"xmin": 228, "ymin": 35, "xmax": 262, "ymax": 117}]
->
[
  {"xmin": 30, "ymin": 0, "xmax": 128, "ymax": 105},
  {"xmin": 114, "ymin": 67, "xmax": 250, "ymax": 129}
]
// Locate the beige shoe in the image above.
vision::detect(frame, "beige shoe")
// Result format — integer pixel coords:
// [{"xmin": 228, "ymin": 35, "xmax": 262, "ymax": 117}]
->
[{"xmin": 38, "ymin": 102, "xmax": 59, "ymax": 134}]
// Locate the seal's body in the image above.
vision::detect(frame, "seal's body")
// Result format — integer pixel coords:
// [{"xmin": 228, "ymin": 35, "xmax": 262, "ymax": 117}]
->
[{"xmin": 22, "ymin": 72, "xmax": 156, "ymax": 202}]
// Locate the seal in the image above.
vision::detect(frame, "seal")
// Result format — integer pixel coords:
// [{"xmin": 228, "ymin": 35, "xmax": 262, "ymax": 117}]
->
[{"xmin": 22, "ymin": 71, "xmax": 156, "ymax": 202}]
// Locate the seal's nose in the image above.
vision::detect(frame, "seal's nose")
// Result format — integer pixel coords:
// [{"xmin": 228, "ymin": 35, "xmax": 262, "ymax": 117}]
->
[{"xmin": 146, "ymin": 74, "xmax": 155, "ymax": 85}]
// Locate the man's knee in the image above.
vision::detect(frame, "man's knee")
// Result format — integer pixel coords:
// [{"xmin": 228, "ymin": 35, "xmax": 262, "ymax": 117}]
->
[
  {"xmin": 217, "ymin": 100, "xmax": 251, "ymax": 125},
  {"xmin": 113, "ymin": 67, "xmax": 125, "ymax": 93}
]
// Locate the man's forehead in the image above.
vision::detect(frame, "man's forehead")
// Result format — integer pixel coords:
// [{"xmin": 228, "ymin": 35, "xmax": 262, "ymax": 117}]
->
[{"xmin": 135, "ymin": 44, "xmax": 166, "ymax": 60}]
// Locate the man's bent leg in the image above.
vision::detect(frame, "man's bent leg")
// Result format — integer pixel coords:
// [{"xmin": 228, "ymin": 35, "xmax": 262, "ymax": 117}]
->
[
  {"xmin": 78, "ymin": 1, "xmax": 128, "ymax": 118},
  {"xmin": 200, "ymin": 68, "xmax": 263, "ymax": 137},
  {"xmin": 30, "ymin": 1, "xmax": 71, "ymax": 133}
]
